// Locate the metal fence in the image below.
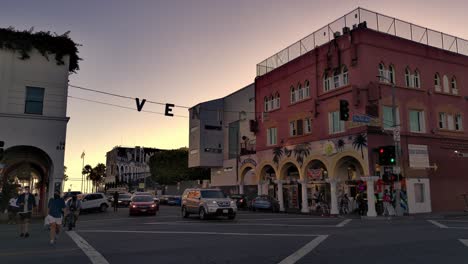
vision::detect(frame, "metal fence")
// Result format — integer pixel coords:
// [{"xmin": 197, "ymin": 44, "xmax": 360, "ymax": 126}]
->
[{"xmin": 256, "ymin": 7, "xmax": 468, "ymax": 77}]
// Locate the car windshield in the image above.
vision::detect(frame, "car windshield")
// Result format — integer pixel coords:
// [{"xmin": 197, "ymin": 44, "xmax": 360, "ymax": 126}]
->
[
  {"xmin": 201, "ymin": 190, "xmax": 226, "ymax": 198},
  {"xmin": 132, "ymin": 196, "xmax": 153, "ymax": 202},
  {"xmin": 231, "ymin": 195, "xmax": 242, "ymax": 199}
]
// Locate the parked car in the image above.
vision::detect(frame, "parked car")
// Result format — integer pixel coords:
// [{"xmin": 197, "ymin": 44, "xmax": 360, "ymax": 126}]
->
[
  {"xmin": 63, "ymin": 191, "xmax": 82, "ymax": 200},
  {"xmin": 251, "ymin": 195, "xmax": 280, "ymax": 212},
  {"xmin": 129, "ymin": 195, "xmax": 158, "ymax": 216},
  {"xmin": 230, "ymin": 194, "xmax": 250, "ymax": 209},
  {"xmin": 181, "ymin": 188, "xmax": 237, "ymax": 220},
  {"xmin": 79, "ymin": 193, "xmax": 110, "ymax": 213},
  {"xmin": 112, "ymin": 193, "xmax": 132, "ymax": 207},
  {"xmin": 167, "ymin": 195, "xmax": 181, "ymax": 206}
]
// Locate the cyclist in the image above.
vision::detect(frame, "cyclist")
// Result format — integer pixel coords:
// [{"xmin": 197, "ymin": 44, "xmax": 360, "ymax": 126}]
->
[{"xmin": 64, "ymin": 195, "xmax": 81, "ymax": 230}]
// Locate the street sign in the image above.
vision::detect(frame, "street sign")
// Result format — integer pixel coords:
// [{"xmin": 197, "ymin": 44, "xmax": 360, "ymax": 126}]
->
[
  {"xmin": 393, "ymin": 127, "xmax": 401, "ymax": 142},
  {"xmin": 352, "ymin": 114, "xmax": 371, "ymax": 124},
  {"xmin": 394, "ymin": 166, "xmax": 401, "ymax": 174}
]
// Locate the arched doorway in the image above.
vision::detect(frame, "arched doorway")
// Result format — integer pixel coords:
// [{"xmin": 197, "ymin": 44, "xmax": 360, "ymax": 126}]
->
[
  {"xmin": 1, "ymin": 146, "xmax": 53, "ymax": 215},
  {"xmin": 334, "ymin": 156, "xmax": 366, "ymax": 213},
  {"xmin": 258, "ymin": 164, "xmax": 276, "ymax": 197},
  {"xmin": 239, "ymin": 165, "xmax": 256, "ymax": 197},
  {"xmin": 280, "ymin": 162, "xmax": 301, "ymax": 211},
  {"xmin": 304, "ymin": 159, "xmax": 330, "ymax": 212}
]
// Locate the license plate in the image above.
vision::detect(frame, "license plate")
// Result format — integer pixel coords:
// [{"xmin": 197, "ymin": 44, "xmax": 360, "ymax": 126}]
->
[
  {"xmin": 223, "ymin": 209, "xmax": 228, "ymax": 213},
  {"xmin": 141, "ymin": 209, "xmax": 147, "ymax": 212}
]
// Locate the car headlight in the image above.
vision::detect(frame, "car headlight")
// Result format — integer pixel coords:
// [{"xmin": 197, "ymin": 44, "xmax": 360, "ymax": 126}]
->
[
  {"xmin": 230, "ymin": 200, "xmax": 236, "ymax": 206},
  {"xmin": 151, "ymin": 204, "xmax": 156, "ymax": 208}
]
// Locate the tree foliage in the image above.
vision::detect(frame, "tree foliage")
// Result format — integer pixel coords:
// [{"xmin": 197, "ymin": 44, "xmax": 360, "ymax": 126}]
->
[
  {"xmin": 149, "ymin": 149, "xmax": 210, "ymax": 185},
  {"xmin": 82, "ymin": 163, "xmax": 106, "ymax": 192}
]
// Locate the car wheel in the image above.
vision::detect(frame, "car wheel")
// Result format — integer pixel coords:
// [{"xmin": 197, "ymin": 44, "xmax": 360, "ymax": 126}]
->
[
  {"xmin": 182, "ymin": 206, "xmax": 189, "ymax": 218},
  {"xmin": 100, "ymin": 204, "xmax": 108, "ymax": 212},
  {"xmin": 199, "ymin": 207, "xmax": 207, "ymax": 220}
]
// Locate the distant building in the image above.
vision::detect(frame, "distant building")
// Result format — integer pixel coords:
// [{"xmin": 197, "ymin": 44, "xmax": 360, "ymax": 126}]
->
[
  {"xmin": 189, "ymin": 83, "xmax": 256, "ymax": 195},
  {"xmin": 104, "ymin": 146, "xmax": 162, "ymax": 189},
  {"xmin": 0, "ymin": 29, "xmax": 80, "ymax": 215}
]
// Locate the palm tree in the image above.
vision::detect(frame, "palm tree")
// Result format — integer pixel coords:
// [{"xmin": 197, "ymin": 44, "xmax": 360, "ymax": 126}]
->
[
  {"xmin": 82, "ymin": 165, "xmax": 93, "ymax": 193},
  {"xmin": 272, "ymin": 147, "xmax": 283, "ymax": 167},
  {"xmin": 337, "ymin": 139, "xmax": 345, "ymax": 152},
  {"xmin": 63, "ymin": 166, "xmax": 69, "ymax": 182},
  {"xmin": 352, "ymin": 133, "xmax": 368, "ymax": 159},
  {"xmin": 293, "ymin": 143, "xmax": 311, "ymax": 167},
  {"xmin": 88, "ymin": 163, "xmax": 106, "ymax": 192}
]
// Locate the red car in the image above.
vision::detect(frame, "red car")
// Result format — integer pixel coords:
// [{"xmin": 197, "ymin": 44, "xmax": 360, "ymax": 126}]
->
[{"xmin": 129, "ymin": 195, "xmax": 158, "ymax": 216}]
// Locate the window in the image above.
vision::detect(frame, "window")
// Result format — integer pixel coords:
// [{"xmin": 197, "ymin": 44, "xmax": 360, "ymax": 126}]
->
[
  {"xmin": 378, "ymin": 63, "xmax": 386, "ymax": 82},
  {"xmin": 265, "ymin": 94, "xmax": 280, "ymax": 112},
  {"xmin": 388, "ymin": 65, "xmax": 395, "ymax": 84},
  {"xmin": 438, "ymin": 112, "xmax": 446, "ymax": 129},
  {"xmin": 290, "ymin": 86, "xmax": 296, "ymax": 103},
  {"xmin": 267, "ymin": 127, "xmax": 277, "ymax": 146},
  {"xmin": 447, "ymin": 114, "xmax": 455, "ymax": 130},
  {"xmin": 415, "ymin": 183, "xmax": 425, "ymax": 203},
  {"xmin": 275, "ymin": 93, "xmax": 280, "ymax": 108},
  {"xmin": 264, "ymin": 96, "xmax": 269, "ymax": 112},
  {"xmin": 443, "ymin": 75, "xmax": 450, "ymax": 93},
  {"xmin": 329, "ymin": 111, "xmax": 345, "ymax": 134},
  {"xmin": 409, "ymin": 110, "xmax": 425, "ymax": 133},
  {"xmin": 451, "ymin": 77, "xmax": 458, "ymax": 95},
  {"xmin": 340, "ymin": 66, "xmax": 348, "ymax": 85},
  {"xmin": 289, "ymin": 121, "xmax": 296, "ymax": 136},
  {"xmin": 228, "ymin": 121, "xmax": 239, "ymax": 159},
  {"xmin": 413, "ymin": 70, "xmax": 420, "ymax": 88},
  {"xmin": 297, "ymin": 119, "xmax": 303, "ymax": 136},
  {"xmin": 298, "ymin": 84, "xmax": 303, "ymax": 101},
  {"xmin": 333, "ymin": 70, "xmax": 340, "ymax": 88},
  {"xmin": 304, "ymin": 80, "xmax": 310, "ymax": 98},
  {"xmin": 434, "ymin": 73, "xmax": 441, "ymax": 92},
  {"xmin": 456, "ymin": 114, "xmax": 463, "ymax": 131},
  {"xmin": 305, "ymin": 118, "xmax": 312, "ymax": 134},
  {"xmin": 25, "ymin": 87, "xmax": 45, "ymax": 115},
  {"xmin": 269, "ymin": 95, "xmax": 274, "ymax": 110},
  {"xmin": 382, "ymin": 106, "xmax": 400, "ymax": 130},
  {"xmin": 324, "ymin": 73, "xmax": 331, "ymax": 92},
  {"xmin": 405, "ymin": 68, "xmax": 411, "ymax": 87}
]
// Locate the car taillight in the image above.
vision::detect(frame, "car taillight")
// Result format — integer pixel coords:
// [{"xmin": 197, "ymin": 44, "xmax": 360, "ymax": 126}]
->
[{"xmin": 240, "ymin": 199, "xmax": 244, "ymax": 203}]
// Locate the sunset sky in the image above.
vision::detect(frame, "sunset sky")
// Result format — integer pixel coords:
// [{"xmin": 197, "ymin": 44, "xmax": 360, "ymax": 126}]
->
[{"xmin": 1, "ymin": 0, "xmax": 467, "ymax": 191}]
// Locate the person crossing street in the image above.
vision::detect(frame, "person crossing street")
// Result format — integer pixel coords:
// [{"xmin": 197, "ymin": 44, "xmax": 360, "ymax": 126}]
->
[{"xmin": 16, "ymin": 186, "xmax": 36, "ymax": 238}]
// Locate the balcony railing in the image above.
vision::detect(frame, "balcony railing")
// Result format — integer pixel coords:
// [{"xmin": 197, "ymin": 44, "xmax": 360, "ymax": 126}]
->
[
  {"xmin": 256, "ymin": 7, "xmax": 468, "ymax": 77},
  {"xmin": 240, "ymin": 141, "xmax": 256, "ymax": 156}
]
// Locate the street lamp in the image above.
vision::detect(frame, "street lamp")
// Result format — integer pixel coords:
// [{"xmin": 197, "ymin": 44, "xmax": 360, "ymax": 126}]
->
[{"xmin": 376, "ymin": 74, "xmax": 403, "ymax": 216}]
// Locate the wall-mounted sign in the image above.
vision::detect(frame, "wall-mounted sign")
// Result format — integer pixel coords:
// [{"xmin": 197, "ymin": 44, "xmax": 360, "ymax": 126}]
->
[
  {"xmin": 322, "ymin": 141, "xmax": 337, "ymax": 156},
  {"xmin": 307, "ymin": 168, "xmax": 322, "ymax": 181},
  {"xmin": 408, "ymin": 144, "xmax": 429, "ymax": 168},
  {"xmin": 240, "ymin": 158, "xmax": 257, "ymax": 167}
]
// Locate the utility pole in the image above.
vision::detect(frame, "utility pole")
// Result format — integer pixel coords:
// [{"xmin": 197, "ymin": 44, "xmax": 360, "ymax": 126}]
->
[
  {"xmin": 81, "ymin": 151, "xmax": 85, "ymax": 193},
  {"xmin": 377, "ymin": 75, "xmax": 403, "ymax": 216}
]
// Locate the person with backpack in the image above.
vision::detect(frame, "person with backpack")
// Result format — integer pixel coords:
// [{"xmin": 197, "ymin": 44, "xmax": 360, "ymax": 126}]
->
[{"xmin": 64, "ymin": 194, "xmax": 82, "ymax": 229}]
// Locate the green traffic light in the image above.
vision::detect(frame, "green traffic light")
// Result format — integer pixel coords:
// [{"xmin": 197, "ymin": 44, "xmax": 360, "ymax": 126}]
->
[{"xmin": 390, "ymin": 158, "xmax": 395, "ymax": 163}]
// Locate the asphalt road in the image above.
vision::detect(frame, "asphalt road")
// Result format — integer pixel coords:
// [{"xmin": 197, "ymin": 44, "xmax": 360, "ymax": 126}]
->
[{"xmin": 1, "ymin": 206, "xmax": 468, "ymax": 264}]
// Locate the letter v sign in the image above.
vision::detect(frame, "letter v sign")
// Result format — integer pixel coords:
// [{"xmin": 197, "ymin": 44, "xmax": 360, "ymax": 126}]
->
[{"xmin": 135, "ymin": 98, "xmax": 146, "ymax": 112}]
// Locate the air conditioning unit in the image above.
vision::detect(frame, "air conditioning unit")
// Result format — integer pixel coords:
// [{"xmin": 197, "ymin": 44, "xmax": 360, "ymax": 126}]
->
[
  {"xmin": 358, "ymin": 21, "xmax": 367, "ymax": 29},
  {"xmin": 333, "ymin": 31, "xmax": 341, "ymax": 38}
]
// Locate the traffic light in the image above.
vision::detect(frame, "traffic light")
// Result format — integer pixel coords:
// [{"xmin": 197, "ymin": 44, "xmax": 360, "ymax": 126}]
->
[
  {"xmin": 377, "ymin": 146, "xmax": 396, "ymax": 165},
  {"xmin": 339, "ymin": 100, "xmax": 350, "ymax": 121}
]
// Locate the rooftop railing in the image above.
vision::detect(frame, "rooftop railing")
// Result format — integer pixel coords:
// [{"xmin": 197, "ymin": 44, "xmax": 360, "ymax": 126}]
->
[{"xmin": 256, "ymin": 7, "xmax": 468, "ymax": 77}]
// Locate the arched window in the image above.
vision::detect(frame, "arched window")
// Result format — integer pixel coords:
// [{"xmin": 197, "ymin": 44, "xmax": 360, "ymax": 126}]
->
[
  {"xmin": 323, "ymin": 73, "xmax": 330, "ymax": 92},
  {"xmin": 451, "ymin": 77, "xmax": 458, "ymax": 94},
  {"xmin": 290, "ymin": 86, "xmax": 296, "ymax": 103},
  {"xmin": 269, "ymin": 95, "xmax": 274, "ymax": 110},
  {"xmin": 388, "ymin": 65, "xmax": 395, "ymax": 84},
  {"xmin": 378, "ymin": 63, "xmax": 385, "ymax": 82},
  {"xmin": 298, "ymin": 83, "xmax": 303, "ymax": 100},
  {"xmin": 264, "ymin": 96, "xmax": 269, "ymax": 112},
  {"xmin": 275, "ymin": 92, "xmax": 280, "ymax": 108},
  {"xmin": 333, "ymin": 69, "xmax": 340, "ymax": 88},
  {"xmin": 443, "ymin": 75, "xmax": 450, "ymax": 93},
  {"xmin": 304, "ymin": 80, "xmax": 310, "ymax": 98},
  {"xmin": 342, "ymin": 65, "xmax": 349, "ymax": 85},
  {"xmin": 413, "ymin": 70, "xmax": 420, "ymax": 88},
  {"xmin": 434, "ymin": 73, "xmax": 441, "ymax": 92},
  {"xmin": 405, "ymin": 68, "xmax": 411, "ymax": 87}
]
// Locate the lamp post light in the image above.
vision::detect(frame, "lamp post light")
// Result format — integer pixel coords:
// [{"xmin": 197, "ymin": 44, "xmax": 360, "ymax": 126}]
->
[{"xmin": 376, "ymin": 75, "xmax": 403, "ymax": 216}]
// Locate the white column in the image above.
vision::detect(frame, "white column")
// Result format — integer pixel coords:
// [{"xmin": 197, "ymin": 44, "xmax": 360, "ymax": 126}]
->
[
  {"xmin": 299, "ymin": 180, "xmax": 309, "ymax": 213},
  {"xmin": 276, "ymin": 180, "xmax": 285, "ymax": 212},
  {"xmin": 362, "ymin": 176, "xmax": 379, "ymax": 217},
  {"xmin": 257, "ymin": 183, "xmax": 262, "ymax": 195},
  {"xmin": 327, "ymin": 179, "xmax": 339, "ymax": 215},
  {"xmin": 239, "ymin": 182, "xmax": 244, "ymax": 194}
]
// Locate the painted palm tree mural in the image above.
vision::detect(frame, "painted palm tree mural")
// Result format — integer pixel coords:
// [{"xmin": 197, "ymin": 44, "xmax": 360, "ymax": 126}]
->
[
  {"xmin": 352, "ymin": 133, "xmax": 368, "ymax": 159},
  {"xmin": 293, "ymin": 143, "xmax": 311, "ymax": 167},
  {"xmin": 337, "ymin": 139, "xmax": 345, "ymax": 152},
  {"xmin": 283, "ymin": 147, "xmax": 292, "ymax": 158},
  {"xmin": 272, "ymin": 147, "xmax": 283, "ymax": 168}
]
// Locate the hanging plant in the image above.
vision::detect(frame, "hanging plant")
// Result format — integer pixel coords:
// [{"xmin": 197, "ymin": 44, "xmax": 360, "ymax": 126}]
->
[{"xmin": 0, "ymin": 27, "xmax": 82, "ymax": 73}]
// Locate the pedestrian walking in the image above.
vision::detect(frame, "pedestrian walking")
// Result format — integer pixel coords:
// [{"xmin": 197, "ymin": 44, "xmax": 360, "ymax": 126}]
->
[
  {"xmin": 8, "ymin": 195, "xmax": 19, "ymax": 224},
  {"xmin": 383, "ymin": 190, "xmax": 394, "ymax": 216},
  {"xmin": 113, "ymin": 191, "xmax": 119, "ymax": 212},
  {"xmin": 47, "ymin": 191, "xmax": 66, "ymax": 245},
  {"xmin": 34, "ymin": 193, "xmax": 40, "ymax": 215},
  {"xmin": 16, "ymin": 186, "xmax": 36, "ymax": 238},
  {"xmin": 356, "ymin": 192, "xmax": 366, "ymax": 216}
]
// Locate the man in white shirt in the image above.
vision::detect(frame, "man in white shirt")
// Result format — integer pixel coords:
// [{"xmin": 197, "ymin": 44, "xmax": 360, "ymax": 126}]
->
[{"xmin": 16, "ymin": 186, "xmax": 36, "ymax": 238}]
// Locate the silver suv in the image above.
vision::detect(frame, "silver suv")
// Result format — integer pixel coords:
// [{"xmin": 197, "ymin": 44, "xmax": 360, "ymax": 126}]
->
[{"xmin": 181, "ymin": 188, "xmax": 237, "ymax": 220}]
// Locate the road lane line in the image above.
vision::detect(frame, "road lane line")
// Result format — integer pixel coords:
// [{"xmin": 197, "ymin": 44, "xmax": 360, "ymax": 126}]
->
[
  {"xmin": 144, "ymin": 222, "xmax": 339, "ymax": 228},
  {"xmin": 459, "ymin": 239, "xmax": 468, "ymax": 247},
  {"xmin": 427, "ymin": 220, "xmax": 448, "ymax": 228},
  {"xmin": 79, "ymin": 215, "xmax": 178, "ymax": 223},
  {"xmin": 78, "ymin": 230, "xmax": 325, "ymax": 237},
  {"xmin": 336, "ymin": 219, "xmax": 352, "ymax": 227},
  {"xmin": 239, "ymin": 217, "xmax": 340, "ymax": 221},
  {"xmin": 278, "ymin": 235, "xmax": 328, "ymax": 264},
  {"xmin": 66, "ymin": 231, "xmax": 109, "ymax": 264}
]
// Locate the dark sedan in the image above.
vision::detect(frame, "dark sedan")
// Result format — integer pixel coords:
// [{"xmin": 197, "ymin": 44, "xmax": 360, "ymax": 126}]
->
[
  {"xmin": 129, "ymin": 195, "xmax": 158, "ymax": 216},
  {"xmin": 230, "ymin": 194, "xmax": 250, "ymax": 209}
]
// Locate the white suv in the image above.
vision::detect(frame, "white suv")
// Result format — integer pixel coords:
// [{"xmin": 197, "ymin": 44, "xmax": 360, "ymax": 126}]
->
[
  {"xmin": 181, "ymin": 188, "xmax": 237, "ymax": 220},
  {"xmin": 80, "ymin": 193, "xmax": 110, "ymax": 212}
]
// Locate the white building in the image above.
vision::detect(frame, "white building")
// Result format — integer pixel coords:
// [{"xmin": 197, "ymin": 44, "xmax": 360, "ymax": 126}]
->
[
  {"xmin": 0, "ymin": 31, "xmax": 78, "ymax": 215},
  {"xmin": 189, "ymin": 84, "xmax": 256, "ymax": 195}
]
